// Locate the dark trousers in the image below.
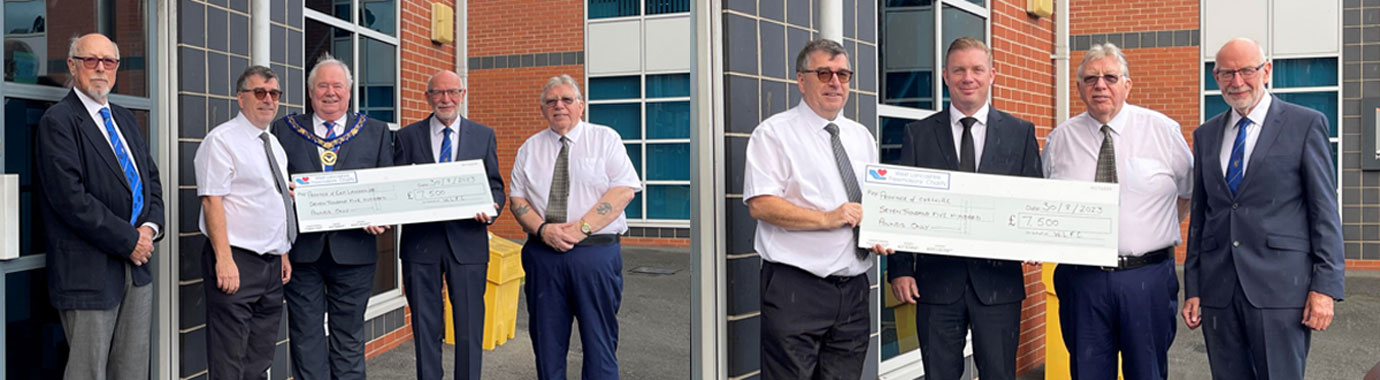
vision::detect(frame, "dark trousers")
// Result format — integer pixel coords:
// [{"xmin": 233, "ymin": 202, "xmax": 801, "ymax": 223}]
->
[
  {"xmin": 286, "ymin": 243, "xmax": 377, "ymax": 380},
  {"xmin": 1054, "ymin": 259, "xmax": 1179, "ymax": 380},
  {"xmin": 916, "ymin": 281, "xmax": 1022, "ymax": 380},
  {"xmin": 203, "ymin": 244, "xmax": 284, "ymax": 380},
  {"xmin": 521, "ymin": 240, "xmax": 623, "ymax": 380},
  {"xmin": 759, "ymin": 260, "xmax": 869, "ymax": 380},
  {"xmin": 402, "ymin": 255, "xmax": 487, "ymax": 380},
  {"xmin": 1201, "ymin": 280, "xmax": 1310, "ymax": 379}
]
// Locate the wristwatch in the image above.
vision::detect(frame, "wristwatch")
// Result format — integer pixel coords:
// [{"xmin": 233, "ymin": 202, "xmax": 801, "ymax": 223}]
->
[{"xmin": 579, "ymin": 220, "xmax": 593, "ymax": 236}]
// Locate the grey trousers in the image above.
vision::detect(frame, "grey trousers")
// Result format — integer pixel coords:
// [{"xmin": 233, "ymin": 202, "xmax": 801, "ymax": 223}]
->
[{"xmin": 60, "ymin": 264, "xmax": 152, "ymax": 380}]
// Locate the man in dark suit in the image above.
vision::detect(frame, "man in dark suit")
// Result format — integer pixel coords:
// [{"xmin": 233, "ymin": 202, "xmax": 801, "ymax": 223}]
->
[
  {"xmin": 882, "ymin": 37, "xmax": 1041, "ymax": 380},
  {"xmin": 393, "ymin": 70, "xmax": 505, "ymax": 380},
  {"xmin": 273, "ymin": 55, "xmax": 394, "ymax": 379},
  {"xmin": 1183, "ymin": 37, "xmax": 1345, "ymax": 379},
  {"xmin": 34, "ymin": 33, "xmax": 165, "ymax": 380}
]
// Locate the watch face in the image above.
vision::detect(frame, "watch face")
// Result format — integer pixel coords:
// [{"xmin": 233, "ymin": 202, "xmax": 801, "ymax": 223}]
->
[{"xmin": 581, "ymin": 224, "xmax": 592, "ymax": 233}]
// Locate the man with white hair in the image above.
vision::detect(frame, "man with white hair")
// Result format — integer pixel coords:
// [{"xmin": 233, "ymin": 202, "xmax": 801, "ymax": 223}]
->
[
  {"xmin": 509, "ymin": 74, "xmax": 640, "ymax": 379},
  {"xmin": 272, "ymin": 54, "xmax": 394, "ymax": 379},
  {"xmin": 1042, "ymin": 43, "xmax": 1191, "ymax": 379}
]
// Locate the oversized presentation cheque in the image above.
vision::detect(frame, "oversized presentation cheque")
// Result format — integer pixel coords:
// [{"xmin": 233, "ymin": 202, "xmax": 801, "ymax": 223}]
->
[
  {"xmin": 291, "ymin": 160, "xmax": 497, "ymax": 233},
  {"xmin": 858, "ymin": 163, "xmax": 1119, "ymax": 266}
]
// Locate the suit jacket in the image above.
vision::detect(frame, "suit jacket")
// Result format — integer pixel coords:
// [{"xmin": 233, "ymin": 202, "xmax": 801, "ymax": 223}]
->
[
  {"xmin": 885, "ymin": 108, "xmax": 1043, "ymax": 305},
  {"xmin": 272, "ymin": 112, "xmax": 394, "ymax": 265},
  {"xmin": 35, "ymin": 90, "xmax": 166, "ymax": 310},
  {"xmin": 1185, "ymin": 95, "xmax": 1345, "ymax": 309},
  {"xmin": 393, "ymin": 115, "xmax": 506, "ymax": 264}
]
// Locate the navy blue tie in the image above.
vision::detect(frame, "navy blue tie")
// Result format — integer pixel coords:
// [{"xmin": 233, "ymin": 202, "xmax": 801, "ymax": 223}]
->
[
  {"xmin": 1225, "ymin": 117, "xmax": 1251, "ymax": 196},
  {"xmin": 323, "ymin": 121, "xmax": 338, "ymax": 172},
  {"xmin": 99, "ymin": 107, "xmax": 143, "ymax": 225},
  {"xmin": 439, "ymin": 127, "xmax": 454, "ymax": 163}
]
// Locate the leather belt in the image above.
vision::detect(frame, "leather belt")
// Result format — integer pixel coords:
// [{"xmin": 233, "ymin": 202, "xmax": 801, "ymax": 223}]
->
[
  {"xmin": 529, "ymin": 233, "xmax": 621, "ymax": 248},
  {"xmin": 1101, "ymin": 246, "xmax": 1172, "ymax": 271}
]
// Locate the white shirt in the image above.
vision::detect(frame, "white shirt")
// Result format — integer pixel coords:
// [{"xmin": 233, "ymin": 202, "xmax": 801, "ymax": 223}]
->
[
  {"xmin": 1219, "ymin": 94, "xmax": 1271, "ymax": 175},
  {"xmin": 510, "ymin": 121, "xmax": 643, "ymax": 234},
  {"xmin": 74, "ymin": 89, "xmax": 161, "ymax": 236},
  {"xmin": 312, "ymin": 113, "xmax": 349, "ymax": 156},
  {"xmin": 949, "ymin": 103, "xmax": 989, "ymax": 169},
  {"xmin": 1042, "ymin": 104, "xmax": 1192, "ymax": 256},
  {"xmin": 743, "ymin": 102, "xmax": 880, "ymax": 278},
  {"xmin": 194, "ymin": 113, "xmax": 293, "ymax": 255},
  {"xmin": 430, "ymin": 116, "xmax": 461, "ymax": 162}
]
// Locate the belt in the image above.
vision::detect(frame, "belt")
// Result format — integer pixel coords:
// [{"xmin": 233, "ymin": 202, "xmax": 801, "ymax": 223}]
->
[
  {"xmin": 529, "ymin": 234, "xmax": 621, "ymax": 248},
  {"xmin": 1101, "ymin": 246, "xmax": 1172, "ymax": 272}
]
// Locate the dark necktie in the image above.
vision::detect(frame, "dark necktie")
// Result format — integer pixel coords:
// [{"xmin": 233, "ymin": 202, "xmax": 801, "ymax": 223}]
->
[
  {"xmin": 546, "ymin": 136, "xmax": 571, "ymax": 223},
  {"xmin": 259, "ymin": 132, "xmax": 298, "ymax": 244},
  {"xmin": 1095, "ymin": 125, "xmax": 1118, "ymax": 183},
  {"xmin": 1225, "ymin": 117, "xmax": 1251, "ymax": 195},
  {"xmin": 439, "ymin": 127, "xmax": 454, "ymax": 163},
  {"xmin": 825, "ymin": 123, "xmax": 868, "ymax": 261},
  {"xmin": 323, "ymin": 121, "xmax": 339, "ymax": 172},
  {"xmin": 99, "ymin": 107, "xmax": 143, "ymax": 225},
  {"xmin": 958, "ymin": 116, "xmax": 978, "ymax": 172}
]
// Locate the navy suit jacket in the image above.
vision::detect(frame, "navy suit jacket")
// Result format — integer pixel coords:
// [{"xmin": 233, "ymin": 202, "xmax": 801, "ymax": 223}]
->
[
  {"xmin": 1186, "ymin": 95, "xmax": 1345, "ymax": 309},
  {"xmin": 35, "ymin": 90, "xmax": 166, "ymax": 310},
  {"xmin": 272, "ymin": 112, "xmax": 394, "ymax": 265},
  {"xmin": 393, "ymin": 115, "xmax": 506, "ymax": 264},
  {"xmin": 885, "ymin": 108, "xmax": 1043, "ymax": 305}
]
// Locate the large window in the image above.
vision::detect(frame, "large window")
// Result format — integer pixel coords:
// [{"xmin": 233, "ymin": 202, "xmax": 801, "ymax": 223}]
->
[
  {"xmin": 588, "ymin": 73, "xmax": 691, "ymax": 223},
  {"xmin": 588, "ymin": 0, "xmax": 688, "ymax": 19},
  {"xmin": 877, "ymin": 0, "xmax": 989, "ymax": 377}
]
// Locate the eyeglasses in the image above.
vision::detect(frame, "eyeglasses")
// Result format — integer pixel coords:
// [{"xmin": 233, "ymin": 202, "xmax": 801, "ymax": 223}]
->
[
  {"xmin": 543, "ymin": 96, "xmax": 579, "ymax": 108},
  {"xmin": 801, "ymin": 68, "xmax": 853, "ymax": 83},
  {"xmin": 70, "ymin": 56, "xmax": 120, "ymax": 70},
  {"xmin": 427, "ymin": 89, "xmax": 463, "ymax": 98},
  {"xmin": 1213, "ymin": 62, "xmax": 1267, "ymax": 82},
  {"xmin": 1080, "ymin": 74, "xmax": 1124, "ymax": 86},
  {"xmin": 240, "ymin": 88, "xmax": 282, "ymax": 101}
]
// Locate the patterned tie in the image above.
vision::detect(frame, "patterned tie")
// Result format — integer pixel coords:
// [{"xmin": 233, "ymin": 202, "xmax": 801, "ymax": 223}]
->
[
  {"xmin": 958, "ymin": 117, "xmax": 978, "ymax": 172},
  {"xmin": 825, "ymin": 123, "xmax": 868, "ymax": 261},
  {"xmin": 1095, "ymin": 125, "xmax": 1118, "ymax": 183},
  {"xmin": 545, "ymin": 136, "xmax": 571, "ymax": 223},
  {"xmin": 98, "ymin": 107, "xmax": 143, "ymax": 225},
  {"xmin": 439, "ymin": 127, "xmax": 454, "ymax": 163},
  {"xmin": 323, "ymin": 121, "xmax": 338, "ymax": 172},
  {"xmin": 1225, "ymin": 117, "xmax": 1251, "ymax": 195},
  {"xmin": 259, "ymin": 132, "xmax": 298, "ymax": 244}
]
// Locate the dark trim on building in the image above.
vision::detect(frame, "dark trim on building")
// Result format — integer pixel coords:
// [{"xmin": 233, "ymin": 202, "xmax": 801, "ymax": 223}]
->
[
  {"xmin": 468, "ymin": 51, "xmax": 585, "ymax": 70},
  {"xmin": 1071, "ymin": 29, "xmax": 1199, "ymax": 51}
]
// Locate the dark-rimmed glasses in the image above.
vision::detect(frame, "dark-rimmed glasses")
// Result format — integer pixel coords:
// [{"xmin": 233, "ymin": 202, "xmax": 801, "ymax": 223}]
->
[
  {"xmin": 70, "ymin": 56, "xmax": 120, "ymax": 70},
  {"xmin": 240, "ymin": 88, "xmax": 282, "ymax": 101},
  {"xmin": 800, "ymin": 68, "xmax": 853, "ymax": 83},
  {"xmin": 1213, "ymin": 62, "xmax": 1267, "ymax": 82},
  {"xmin": 427, "ymin": 89, "xmax": 464, "ymax": 98}
]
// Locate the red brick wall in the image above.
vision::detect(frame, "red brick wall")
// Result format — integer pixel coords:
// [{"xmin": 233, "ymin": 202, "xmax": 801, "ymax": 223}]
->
[
  {"xmin": 468, "ymin": 0, "xmax": 585, "ymax": 57},
  {"xmin": 399, "ymin": 0, "xmax": 459, "ymax": 124},
  {"xmin": 991, "ymin": 0, "xmax": 1057, "ymax": 374},
  {"xmin": 1069, "ymin": 0, "xmax": 1198, "ymax": 36}
]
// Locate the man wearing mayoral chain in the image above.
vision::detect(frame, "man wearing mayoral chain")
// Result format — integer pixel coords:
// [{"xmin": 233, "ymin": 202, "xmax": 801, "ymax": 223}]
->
[{"xmin": 271, "ymin": 54, "xmax": 395, "ymax": 379}]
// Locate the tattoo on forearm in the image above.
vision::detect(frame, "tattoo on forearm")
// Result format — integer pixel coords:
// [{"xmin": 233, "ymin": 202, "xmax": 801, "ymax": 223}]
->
[
  {"xmin": 513, "ymin": 204, "xmax": 530, "ymax": 217},
  {"xmin": 596, "ymin": 202, "xmax": 613, "ymax": 215}
]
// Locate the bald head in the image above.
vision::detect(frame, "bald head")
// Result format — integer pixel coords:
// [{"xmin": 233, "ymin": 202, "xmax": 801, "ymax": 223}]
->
[
  {"xmin": 426, "ymin": 70, "xmax": 466, "ymax": 124},
  {"xmin": 67, "ymin": 33, "xmax": 121, "ymax": 103},
  {"xmin": 1215, "ymin": 38, "xmax": 1266, "ymax": 64},
  {"xmin": 1213, "ymin": 38, "xmax": 1271, "ymax": 115}
]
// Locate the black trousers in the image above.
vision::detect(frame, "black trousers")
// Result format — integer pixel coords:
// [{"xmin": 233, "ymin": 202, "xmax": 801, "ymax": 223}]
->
[
  {"xmin": 203, "ymin": 244, "xmax": 284, "ymax": 380},
  {"xmin": 286, "ymin": 243, "xmax": 377, "ymax": 380},
  {"xmin": 402, "ymin": 255, "xmax": 487, "ymax": 380},
  {"xmin": 915, "ymin": 281, "xmax": 1022, "ymax": 380},
  {"xmin": 760, "ymin": 260, "xmax": 870, "ymax": 380}
]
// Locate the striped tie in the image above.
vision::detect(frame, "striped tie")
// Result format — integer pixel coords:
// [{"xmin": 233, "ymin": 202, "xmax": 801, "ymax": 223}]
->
[
  {"xmin": 98, "ymin": 107, "xmax": 143, "ymax": 225},
  {"xmin": 439, "ymin": 127, "xmax": 454, "ymax": 163},
  {"xmin": 1225, "ymin": 117, "xmax": 1251, "ymax": 195},
  {"xmin": 323, "ymin": 121, "xmax": 338, "ymax": 171},
  {"xmin": 545, "ymin": 136, "xmax": 570, "ymax": 223},
  {"xmin": 1095, "ymin": 125, "xmax": 1117, "ymax": 183},
  {"xmin": 825, "ymin": 123, "xmax": 868, "ymax": 261}
]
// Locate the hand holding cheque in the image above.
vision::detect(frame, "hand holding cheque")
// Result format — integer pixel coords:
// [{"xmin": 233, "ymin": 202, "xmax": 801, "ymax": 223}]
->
[
  {"xmin": 859, "ymin": 163, "xmax": 1119, "ymax": 267},
  {"xmin": 291, "ymin": 159, "xmax": 498, "ymax": 233}
]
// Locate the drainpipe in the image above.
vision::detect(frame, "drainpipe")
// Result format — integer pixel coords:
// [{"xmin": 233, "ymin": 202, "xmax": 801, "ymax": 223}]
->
[
  {"xmin": 820, "ymin": 0, "xmax": 843, "ymax": 42},
  {"xmin": 456, "ymin": 0, "xmax": 469, "ymax": 116},
  {"xmin": 252, "ymin": 0, "xmax": 270, "ymax": 66},
  {"xmin": 1055, "ymin": 0, "xmax": 1070, "ymax": 124}
]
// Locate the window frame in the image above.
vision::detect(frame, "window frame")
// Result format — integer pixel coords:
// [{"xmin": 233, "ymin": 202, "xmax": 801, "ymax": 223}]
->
[{"xmin": 586, "ymin": 71, "xmax": 692, "ymax": 228}]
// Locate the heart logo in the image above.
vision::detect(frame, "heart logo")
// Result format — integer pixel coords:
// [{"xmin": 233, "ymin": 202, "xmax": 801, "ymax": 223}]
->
[
  {"xmin": 301, "ymin": 177, "xmax": 310, "ymax": 181},
  {"xmin": 877, "ymin": 169, "xmax": 887, "ymax": 176}
]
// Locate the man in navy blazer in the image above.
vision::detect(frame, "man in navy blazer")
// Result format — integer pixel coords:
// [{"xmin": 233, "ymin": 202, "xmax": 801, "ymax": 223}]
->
[
  {"xmin": 272, "ymin": 55, "xmax": 394, "ymax": 379},
  {"xmin": 1183, "ymin": 38, "xmax": 1345, "ymax": 379},
  {"xmin": 882, "ymin": 37, "xmax": 1041, "ymax": 380},
  {"xmin": 393, "ymin": 71, "xmax": 505, "ymax": 380},
  {"xmin": 35, "ymin": 33, "xmax": 165, "ymax": 379}
]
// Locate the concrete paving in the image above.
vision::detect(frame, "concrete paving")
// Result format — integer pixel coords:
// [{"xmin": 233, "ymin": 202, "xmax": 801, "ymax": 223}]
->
[{"xmin": 368, "ymin": 246, "xmax": 1380, "ymax": 379}]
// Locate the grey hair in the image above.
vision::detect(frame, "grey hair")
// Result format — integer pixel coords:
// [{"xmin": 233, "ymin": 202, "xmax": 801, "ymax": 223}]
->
[
  {"xmin": 307, "ymin": 53, "xmax": 354, "ymax": 88},
  {"xmin": 236, "ymin": 65, "xmax": 278, "ymax": 92},
  {"xmin": 540, "ymin": 74, "xmax": 583, "ymax": 105},
  {"xmin": 1078, "ymin": 43, "xmax": 1130, "ymax": 79},
  {"xmin": 794, "ymin": 39, "xmax": 848, "ymax": 73},
  {"xmin": 67, "ymin": 34, "xmax": 121, "ymax": 59}
]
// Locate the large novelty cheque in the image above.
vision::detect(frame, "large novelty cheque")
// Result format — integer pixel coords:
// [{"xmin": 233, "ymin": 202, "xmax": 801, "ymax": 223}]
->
[
  {"xmin": 858, "ymin": 163, "xmax": 1119, "ymax": 266},
  {"xmin": 292, "ymin": 160, "xmax": 497, "ymax": 233}
]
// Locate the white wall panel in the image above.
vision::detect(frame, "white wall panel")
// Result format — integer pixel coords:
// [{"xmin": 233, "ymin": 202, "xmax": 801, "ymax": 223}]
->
[
  {"xmin": 1203, "ymin": 0, "xmax": 1268, "ymax": 58},
  {"xmin": 1273, "ymin": 0, "xmax": 1339, "ymax": 56},
  {"xmin": 588, "ymin": 20, "xmax": 643, "ymax": 75},
  {"xmin": 645, "ymin": 16, "xmax": 692, "ymax": 72}
]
